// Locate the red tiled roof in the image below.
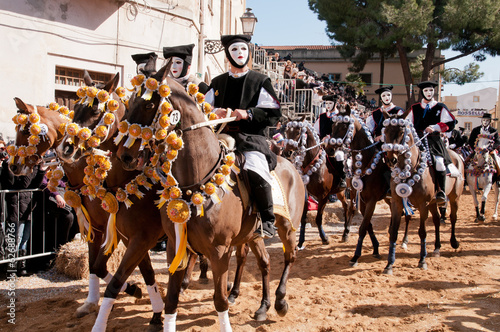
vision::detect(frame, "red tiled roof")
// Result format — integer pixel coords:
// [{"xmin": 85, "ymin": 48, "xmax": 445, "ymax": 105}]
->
[{"xmin": 259, "ymin": 45, "xmax": 337, "ymax": 50}]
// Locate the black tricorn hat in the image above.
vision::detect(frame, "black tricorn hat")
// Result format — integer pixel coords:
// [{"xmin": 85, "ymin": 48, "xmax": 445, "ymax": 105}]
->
[
  {"xmin": 374, "ymin": 85, "xmax": 393, "ymax": 95},
  {"xmin": 481, "ymin": 113, "xmax": 498, "ymax": 120},
  {"xmin": 417, "ymin": 81, "xmax": 438, "ymax": 89},
  {"xmin": 322, "ymin": 95, "xmax": 337, "ymax": 102},
  {"xmin": 131, "ymin": 52, "xmax": 157, "ymax": 65},
  {"xmin": 220, "ymin": 34, "xmax": 251, "ymax": 49},
  {"xmin": 162, "ymin": 44, "xmax": 195, "ymax": 65}
]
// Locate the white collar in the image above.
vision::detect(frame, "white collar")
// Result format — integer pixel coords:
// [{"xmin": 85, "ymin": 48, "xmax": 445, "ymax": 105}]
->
[
  {"xmin": 229, "ymin": 69, "xmax": 249, "ymax": 78},
  {"xmin": 381, "ymin": 104, "xmax": 395, "ymax": 112},
  {"xmin": 421, "ymin": 99, "xmax": 437, "ymax": 109}
]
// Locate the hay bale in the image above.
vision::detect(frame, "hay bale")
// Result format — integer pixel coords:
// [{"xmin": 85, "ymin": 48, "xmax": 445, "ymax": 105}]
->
[{"xmin": 54, "ymin": 239, "xmax": 126, "ymax": 280}]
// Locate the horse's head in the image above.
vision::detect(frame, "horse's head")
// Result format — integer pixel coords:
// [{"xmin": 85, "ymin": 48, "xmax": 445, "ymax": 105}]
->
[
  {"xmin": 329, "ymin": 104, "xmax": 363, "ymax": 149},
  {"xmin": 381, "ymin": 109, "xmax": 415, "ymax": 168},
  {"xmin": 117, "ymin": 61, "xmax": 193, "ymax": 171},
  {"xmin": 282, "ymin": 115, "xmax": 309, "ymax": 158},
  {"xmin": 473, "ymin": 130, "xmax": 496, "ymax": 166},
  {"xmin": 10, "ymin": 98, "xmax": 69, "ymax": 175},
  {"xmin": 57, "ymin": 71, "xmax": 125, "ymax": 163}
]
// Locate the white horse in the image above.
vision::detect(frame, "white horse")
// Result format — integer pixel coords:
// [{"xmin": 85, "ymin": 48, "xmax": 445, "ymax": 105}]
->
[{"xmin": 466, "ymin": 131, "xmax": 500, "ymax": 222}]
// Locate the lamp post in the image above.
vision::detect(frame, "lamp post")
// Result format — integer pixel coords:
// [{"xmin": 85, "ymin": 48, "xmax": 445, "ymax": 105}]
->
[{"xmin": 204, "ymin": 8, "xmax": 258, "ymax": 54}]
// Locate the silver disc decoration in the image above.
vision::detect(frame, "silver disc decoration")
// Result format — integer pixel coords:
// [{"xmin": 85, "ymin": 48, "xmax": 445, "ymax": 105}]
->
[
  {"xmin": 395, "ymin": 183, "xmax": 412, "ymax": 198},
  {"xmin": 352, "ymin": 176, "xmax": 363, "ymax": 191}
]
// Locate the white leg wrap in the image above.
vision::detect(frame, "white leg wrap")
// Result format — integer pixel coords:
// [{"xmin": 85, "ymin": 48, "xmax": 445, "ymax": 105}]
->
[
  {"xmin": 335, "ymin": 150, "xmax": 344, "ymax": 161},
  {"xmin": 164, "ymin": 312, "xmax": 177, "ymax": 332},
  {"xmin": 147, "ymin": 283, "xmax": 164, "ymax": 313},
  {"xmin": 435, "ymin": 156, "xmax": 446, "ymax": 171},
  {"xmin": 217, "ymin": 310, "xmax": 232, "ymax": 332},
  {"xmin": 103, "ymin": 273, "xmax": 113, "ymax": 284},
  {"xmin": 91, "ymin": 297, "xmax": 115, "ymax": 332},
  {"xmin": 87, "ymin": 274, "xmax": 100, "ymax": 304}
]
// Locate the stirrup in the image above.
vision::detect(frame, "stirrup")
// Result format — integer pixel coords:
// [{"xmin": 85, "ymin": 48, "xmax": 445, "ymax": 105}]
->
[{"xmin": 436, "ymin": 191, "xmax": 446, "ymax": 207}]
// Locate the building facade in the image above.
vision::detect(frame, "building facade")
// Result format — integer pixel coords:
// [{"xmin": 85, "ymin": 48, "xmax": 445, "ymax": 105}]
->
[{"xmin": 0, "ymin": 0, "xmax": 246, "ymax": 140}]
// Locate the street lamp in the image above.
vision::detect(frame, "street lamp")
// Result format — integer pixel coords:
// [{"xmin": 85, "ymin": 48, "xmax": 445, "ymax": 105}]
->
[
  {"xmin": 204, "ymin": 8, "xmax": 258, "ymax": 54},
  {"xmin": 240, "ymin": 8, "xmax": 258, "ymax": 36}
]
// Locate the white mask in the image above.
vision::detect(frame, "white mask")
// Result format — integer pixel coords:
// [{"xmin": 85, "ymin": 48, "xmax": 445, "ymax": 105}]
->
[
  {"xmin": 380, "ymin": 91, "xmax": 392, "ymax": 105},
  {"xmin": 422, "ymin": 87, "xmax": 434, "ymax": 101},
  {"xmin": 229, "ymin": 42, "xmax": 249, "ymax": 67},
  {"xmin": 325, "ymin": 101, "xmax": 335, "ymax": 112},
  {"xmin": 171, "ymin": 57, "xmax": 184, "ymax": 78},
  {"xmin": 482, "ymin": 119, "xmax": 491, "ymax": 127}
]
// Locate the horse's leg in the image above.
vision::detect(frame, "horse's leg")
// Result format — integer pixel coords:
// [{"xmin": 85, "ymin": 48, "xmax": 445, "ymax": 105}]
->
[
  {"xmin": 297, "ymin": 191, "xmax": 309, "ymax": 249},
  {"xmin": 315, "ymin": 196, "xmax": 330, "ymax": 245},
  {"xmin": 228, "ymin": 244, "xmax": 250, "ymax": 305},
  {"xmin": 480, "ymin": 180, "xmax": 494, "ymax": 221},
  {"xmin": 247, "ymin": 239, "xmax": 271, "ymax": 321},
  {"xmin": 494, "ymin": 183, "xmax": 500, "ymax": 220},
  {"xmin": 449, "ymin": 198, "xmax": 460, "ymax": 249},
  {"xmin": 180, "ymin": 251, "xmax": 198, "ymax": 293},
  {"xmin": 384, "ymin": 200, "xmax": 403, "ymax": 275},
  {"xmin": 199, "ymin": 254, "xmax": 209, "ymax": 282},
  {"xmin": 350, "ymin": 199, "xmax": 378, "ymax": 266},
  {"xmin": 337, "ymin": 190, "xmax": 351, "ymax": 243},
  {"xmin": 401, "ymin": 214, "xmax": 411, "ymax": 250},
  {"xmin": 137, "ymin": 253, "xmax": 163, "ymax": 331},
  {"xmin": 467, "ymin": 176, "xmax": 481, "ymax": 222},
  {"xmin": 274, "ymin": 216, "xmax": 297, "ymax": 317},
  {"xmin": 210, "ymin": 247, "xmax": 233, "ymax": 332},
  {"xmin": 91, "ymin": 240, "xmax": 150, "ymax": 332},
  {"xmin": 418, "ymin": 205, "xmax": 431, "ymax": 268},
  {"xmin": 163, "ymin": 241, "xmax": 185, "ymax": 332}
]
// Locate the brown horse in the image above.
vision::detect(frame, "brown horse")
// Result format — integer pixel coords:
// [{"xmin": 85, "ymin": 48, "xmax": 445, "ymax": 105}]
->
[
  {"xmin": 329, "ymin": 105, "xmax": 412, "ymax": 266},
  {"xmin": 282, "ymin": 117, "xmax": 349, "ymax": 244},
  {"xmin": 382, "ymin": 111, "xmax": 464, "ymax": 274},
  {"xmin": 10, "ymin": 97, "xmax": 147, "ymax": 320},
  {"xmin": 116, "ymin": 65, "xmax": 306, "ymax": 330}
]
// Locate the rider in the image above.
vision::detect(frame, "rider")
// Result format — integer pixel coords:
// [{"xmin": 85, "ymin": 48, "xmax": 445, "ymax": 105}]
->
[
  {"xmin": 407, "ymin": 81, "xmax": 455, "ymax": 206},
  {"xmin": 366, "ymin": 85, "xmax": 404, "ymax": 197},
  {"xmin": 162, "ymin": 43, "xmax": 209, "ymax": 94},
  {"xmin": 314, "ymin": 94, "xmax": 346, "ymax": 189},
  {"xmin": 468, "ymin": 113, "xmax": 500, "ymax": 173},
  {"xmin": 131, "ymin": 52, "xmax": 158, "ymax": 74},
  {"xmin": 204, "ymin": 34, "xmax": 281, "ymax": 238}
]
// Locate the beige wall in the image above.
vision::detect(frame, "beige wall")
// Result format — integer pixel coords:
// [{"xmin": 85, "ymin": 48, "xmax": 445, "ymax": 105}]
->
[{"xmin": 0, "ymin": 0, "xmax": 246, "ymax": 140}]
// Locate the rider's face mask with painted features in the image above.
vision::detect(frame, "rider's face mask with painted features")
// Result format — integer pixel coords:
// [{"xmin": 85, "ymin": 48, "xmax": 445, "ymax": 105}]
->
[
  {"xmin": 380, "ymin": 91, "xmax": 392, "ymax": 105},
  {"xmin": 482, "ymin": 119, "xmax": 491, "ymax": 127},
  {"xmin": 422, "ymin": 87, "xmax": 435, "ymax": 101},
  {"xmin": 229, "ymin": 42, "xmax": 249, "ymax": 67},
  {"xmin": 171, "ymin": 57, "xmax": 184, "ymax": 78},
  {"xmin": 325, "ymin": 101, "xmax": 335, "ymax": 112}
]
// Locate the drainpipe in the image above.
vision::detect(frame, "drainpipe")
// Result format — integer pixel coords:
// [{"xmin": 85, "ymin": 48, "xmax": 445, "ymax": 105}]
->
[{"xmin": 198, "ymin": 0, "xmax": 205, "ymax": 82}]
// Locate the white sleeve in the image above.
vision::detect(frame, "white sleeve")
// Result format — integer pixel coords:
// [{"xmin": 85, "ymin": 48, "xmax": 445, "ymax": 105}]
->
[
  {"xmin": 405, "ymin": 110, "xmax": 414, "ymax": 124},
  {"xmin": 205, "ymin": 88, "xmax": 215, "ymax": 107},
  {"xmin": 366, "ymin": 115, "xmax": 376, "ymax": 134},
  {"xmin": 440, "ymin": 108, "xmax": 454, "ymax": 124},
  {"xmin": 313, "ymin": 119, "xmax": 320, "ymax": 134},
  {"xmin": 256, "ymin": 87, "xmax": 280, "ymax": 108}
]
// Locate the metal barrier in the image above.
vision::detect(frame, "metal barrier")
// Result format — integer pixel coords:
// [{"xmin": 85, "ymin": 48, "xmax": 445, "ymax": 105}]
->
[{"xmin": 0, "ymin": 188, "xmax": 55, "ymax": 266}]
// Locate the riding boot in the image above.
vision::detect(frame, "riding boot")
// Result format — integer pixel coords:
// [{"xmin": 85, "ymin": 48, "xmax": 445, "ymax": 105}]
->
[
  {"xmin": 335, "ymin": 160, "xmax": 347, "ymax": 189},
  {"xmin": 248, "ymin": 170, "xmax": 276, "ymax": 239},
  {"xmin": 435, "ymin": 170, "xmax": 447, "ymax": 207},
  {"xmin": 18, "ymin": 249, "xmax": 27, "ymax": 276}
]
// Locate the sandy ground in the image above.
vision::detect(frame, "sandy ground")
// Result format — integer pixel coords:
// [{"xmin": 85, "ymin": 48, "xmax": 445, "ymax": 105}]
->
[{"xmin": 2, "ymin": 188, "xmax": 500, "ymax": 332}]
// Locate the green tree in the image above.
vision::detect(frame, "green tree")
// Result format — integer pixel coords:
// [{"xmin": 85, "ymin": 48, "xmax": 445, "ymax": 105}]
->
[
  {"xmin": 309, "ymin": 0, "xmax": 500, "ymax": 103},
  {"xmin": 441, "ymin": 63, "xmax": 484, "ymax": 86}
]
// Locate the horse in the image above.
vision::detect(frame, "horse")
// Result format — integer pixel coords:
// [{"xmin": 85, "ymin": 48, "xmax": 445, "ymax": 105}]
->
[
  {"xmin": 328, "ymin": 105, "xmax": 412, "ymax": 266},
  {"xmin": 115, "ymin": 64, "xmax": 306, "ymax": 330},
  {"xmin": 465, "ymin": 131, "xmax": 500, "ymax": 222},
  {"xmin": 381, "ymin": 111, "xmax": 464, "ymax": 275},
  {"xmin": 282, "ymin": 117, "xmax": 349, "ymax": 245},
  {"xmin": 10, "ymin": 96, "xmax": 148, "ymax": 320},
  {"xmin": 52, "ymin": 71, "xmax": 167, "ymax": 330}
]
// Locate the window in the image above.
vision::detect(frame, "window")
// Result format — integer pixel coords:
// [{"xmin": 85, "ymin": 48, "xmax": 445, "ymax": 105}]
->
[
  {"xmin": 359, "ymin": 73, "xmax": 372, "ymax": 86},
  {"xmin": 465, "ymin": 122, "xmax": 472, "ymax": 131},
  {"xmin": 55, "ymin": 66, "xmax": 112, "ymax": 87},
  {"xmin": 328, "ymin": 73, "xmax": 341, "ymax": 82},
  {"xmin": 473, "ymin": 96, "xmax": 480, "ymax": 102}
]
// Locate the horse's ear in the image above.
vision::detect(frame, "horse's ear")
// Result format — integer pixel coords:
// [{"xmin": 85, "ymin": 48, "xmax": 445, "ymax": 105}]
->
[
  {"xmin": 382, "ymin": 110, "xmax": 389, "ymax": 119},
  {"xmin": 83, "ymin": 70, "xmax": 94, "ymax": 86},
  {"xmin": 142, "ymin": 55, "xmax": 157, "ymax": 74},
  {"xmin": 400, "ymin": 108, "xmax": 411, "ymax": 120},
  {"xmin": 103, "ymin": 72, "xmax": 120, "ymax": 93},
  {"xmin": 299, "ymin": 115, "xmax": 306, "ymax": 122},
  {"xmin": 345, "ymin": 104, "xmax": 351, "ymax": 115},
  {"xmin": 14, "ymin": 97, "xmax": 32, "ymax": 114},
  {"xmin": 153, "ymin": 58, "xmax": 171, "ymax": 83}
]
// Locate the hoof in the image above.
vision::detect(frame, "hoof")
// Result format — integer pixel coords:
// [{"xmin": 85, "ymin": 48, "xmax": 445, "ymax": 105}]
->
[
  {"xmin": 254, "ymin": 302, "xmax": 270, "ymax": 321},
  {"xmin": 493, "ymin": 214, "xmax": 498, "ymax": 220},
  {"xmin": 401, "ymin": 242, "xmax": 408, "ymax": 250},
  {"xmin": 433, "ymin": 250, "xmax": 440, "ymax": 258},
  {"xmin": 321, "ymin": 239, "xmax": 330, "ymax": 245},
  {"xmin": 341, "ymin": 235, "xmax": 348, "ymax": 243},
  {"xmin": 479, "ymin": 215, "xmax": 486, "ymax": 222},
  {"xmin": 228, "ymin": 294, "xmax": 237, "ymax": 304},
  {"xmin": 418, "ymin": 262, "xmax": 428, "ymax": 270},
  {"xmin": 147, "ymin": 312, "xmax": 163, "ymax": 332},
  {"xmin": 125, "ymin": 283, "xmax": 143, "ymax": 299},
  {"xmin": 75, "ymin": 301, "xmax": 98, "ymax": 318},
  {"xmin": 275, "ymin": 301, "xmax": 289, "ymax": 317},
  {"xmin": 372, "ymin": 253, "xmax": 382, "ymax": 259},
  {"xmin": 383, "ymin": 267, "xmax": 393, "ymax": 275},
  {"xmin": 349, "ymin": 260, "xmax": 358, "ymax": 267},
  {"xmin": 451, "ymin": 240, "xmax": 460, "ymax": 250}
]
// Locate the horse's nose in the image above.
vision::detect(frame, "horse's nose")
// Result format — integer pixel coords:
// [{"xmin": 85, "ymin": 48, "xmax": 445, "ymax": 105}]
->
[
  {"xmin": 63, "ymin": 143, "xmax": 74, "ymax": 156},
  {"xmin": 9, "ymin": 164, "xmax": 19, "ymax": 174},
  {"xmin": 120, "ymin": 153, "xmax": 134, "ymax": 165}
]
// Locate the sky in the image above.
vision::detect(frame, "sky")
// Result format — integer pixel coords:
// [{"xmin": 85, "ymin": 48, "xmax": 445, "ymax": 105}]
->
[{"xmin": 246, "ymin": 0, "xmax": 499, "ymax": 97}]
